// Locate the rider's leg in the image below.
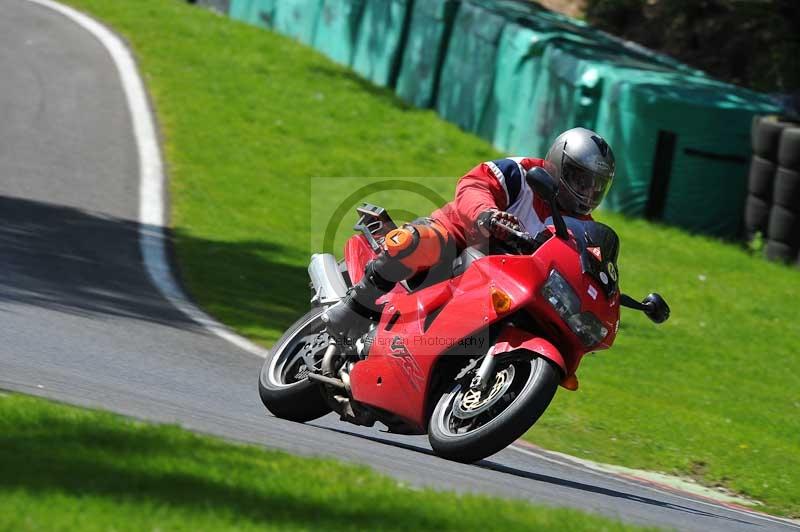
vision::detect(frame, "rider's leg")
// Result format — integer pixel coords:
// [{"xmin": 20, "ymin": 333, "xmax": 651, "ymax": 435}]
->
[{"xmin": 323, "ymin": 219, "xmax": 450, "ymax": 339}]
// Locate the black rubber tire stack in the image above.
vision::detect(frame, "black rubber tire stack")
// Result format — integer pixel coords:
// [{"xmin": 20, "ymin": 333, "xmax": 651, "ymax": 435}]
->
[{"xmin": 748, "ymin": 116, "xmax": 800, "ymax": 266}]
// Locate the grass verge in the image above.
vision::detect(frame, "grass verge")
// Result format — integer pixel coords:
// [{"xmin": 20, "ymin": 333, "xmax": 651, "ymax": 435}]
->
[
  {"xmin": 0, "ymin": 392, "xmax": 652, "ymax": 531},
  {"xmin": 61, "ymin": 0, "xmax": 799, "ymax": 516}
]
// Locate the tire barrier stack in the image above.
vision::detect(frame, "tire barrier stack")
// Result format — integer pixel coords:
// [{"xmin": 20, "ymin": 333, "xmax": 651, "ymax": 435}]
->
[
  {"xmin": 196, "ymin": 0, "xmax": 784, "ymax": 240},
  {"xmin": 747, "ymin": 117, "xmax": 800, "ymax": 266}
]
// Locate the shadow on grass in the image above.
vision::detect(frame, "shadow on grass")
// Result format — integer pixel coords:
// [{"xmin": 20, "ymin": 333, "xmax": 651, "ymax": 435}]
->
[
  {"xmin": 170, "ymin": 227, "xmax": 310, "ymax": 342},
  {"xmin": 0, "ymin": 194, "xmax": 308, "ymax": 340},
  {"xmin": 0, "ymin": 409, "xmax": 455, "ymax": 530}
]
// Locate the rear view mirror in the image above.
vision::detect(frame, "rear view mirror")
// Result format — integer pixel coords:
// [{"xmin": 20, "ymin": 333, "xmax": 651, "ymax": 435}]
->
[
  {"xmin": 619, "ymin": 292, "xmax": 670, "ymax": 324},
  {"xmin": 526, "ymin": 167, "xmax": 568, "ymax": 240},
  {"xmin": 525, "ymin": 167, "xmax": 558, "ymax": 202},
  {"xmin": 643, "ymin": 293, "xmax": 670, "ymax": 324}
]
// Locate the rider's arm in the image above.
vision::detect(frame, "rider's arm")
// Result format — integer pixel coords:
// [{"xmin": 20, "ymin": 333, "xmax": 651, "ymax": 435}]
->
[
  {"xmin": 456, "ymin": 157, "xmax": 549, "ymax": 221},
  {"xmin": 454, "ymin": 163, "xmax": 509, "ymax": 239}
]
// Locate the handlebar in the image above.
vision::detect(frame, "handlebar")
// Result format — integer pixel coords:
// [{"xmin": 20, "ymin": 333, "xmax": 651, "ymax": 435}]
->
[
  {"xmin": 504, "ymin": 226, "xmax": 538, "ymax": 247},
  {"xmin": 481, "ymin": 218, "xmax": 540, "ymax": 254}
]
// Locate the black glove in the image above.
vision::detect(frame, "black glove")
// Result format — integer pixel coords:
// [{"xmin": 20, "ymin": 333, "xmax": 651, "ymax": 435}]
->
[{"xmin": 476, "ymin": 209, "xmax": 522, "ymax": 241}]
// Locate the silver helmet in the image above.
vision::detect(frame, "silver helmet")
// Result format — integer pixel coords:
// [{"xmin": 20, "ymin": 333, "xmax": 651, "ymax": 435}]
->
[{"xmin": 545, "ymin": 127, "xmax": 615, "ymax": 216}]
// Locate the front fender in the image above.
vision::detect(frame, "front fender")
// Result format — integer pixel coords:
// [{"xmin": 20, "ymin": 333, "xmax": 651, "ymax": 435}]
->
[{"xmin": 492, "ymin": 325, "xmax": 566, "ymax": 374}]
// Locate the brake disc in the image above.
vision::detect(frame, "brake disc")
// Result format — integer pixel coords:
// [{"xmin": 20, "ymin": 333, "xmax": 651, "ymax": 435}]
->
[{"xmin": 452, "ymin": 364, "xmax": 516, "ymax": 420}]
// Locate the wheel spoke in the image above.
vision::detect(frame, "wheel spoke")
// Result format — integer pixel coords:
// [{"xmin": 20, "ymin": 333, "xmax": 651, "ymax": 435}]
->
[
  {"xmin": 304, "ymin": 333, "xmax": 331, "ymax": 369},
  {"xmin": 276, "ymin": 330, "xmax": 328, "ymax": 384},
  {"xmin": 266, "ymin": 309, "xmax": 333, "ymax": 388},
  {"xmin": 288, "ymin": 334, "xmax": 318, "ymax": 372}
]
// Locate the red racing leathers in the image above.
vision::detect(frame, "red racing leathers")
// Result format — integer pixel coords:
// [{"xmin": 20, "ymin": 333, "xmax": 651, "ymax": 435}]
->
[
  {"xmin": 432, "ymin": 157, "xmax": 584, "ymax": 248},
  {"xmin": 323, "ymin": 157, "xmax": 591, "ymax": 337},
  {"xmin": 381, "ymin": 157, "xmax": 591, "ymax": 280}
]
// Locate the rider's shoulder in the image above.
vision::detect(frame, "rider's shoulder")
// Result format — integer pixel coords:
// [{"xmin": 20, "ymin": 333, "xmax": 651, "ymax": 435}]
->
[{"xmin": 505, "ymin": 156, "xmax": 546, "ymax": 170}]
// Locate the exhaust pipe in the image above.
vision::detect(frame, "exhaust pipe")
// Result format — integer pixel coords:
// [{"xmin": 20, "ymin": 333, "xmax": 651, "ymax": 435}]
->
[{"xmin": 308, "ymin": 253, "xmax": 349, "ymax": 305}]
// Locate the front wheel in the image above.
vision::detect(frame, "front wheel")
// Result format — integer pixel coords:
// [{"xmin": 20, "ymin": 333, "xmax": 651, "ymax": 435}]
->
[
  {"xmin": 258, "ymin": 307, "xmax": 332, "ymax": 422},
  {"xmin": 428, "ymin": 352, "xmax": 560, "ymax": 463}
]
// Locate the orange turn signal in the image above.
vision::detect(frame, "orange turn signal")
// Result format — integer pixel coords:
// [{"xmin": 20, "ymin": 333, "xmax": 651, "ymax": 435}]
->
[
  {"xmin": 491, "ymin": 288, "xmax": 513, "ymax": 314},
  {"xmin": 561, "ymin": 374, "xmax": 579, "ymax": 391}
]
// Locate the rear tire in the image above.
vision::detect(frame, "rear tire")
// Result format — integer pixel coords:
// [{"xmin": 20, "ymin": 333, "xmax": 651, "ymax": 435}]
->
[
  {"xmin": 778, "ymin": 127, "xmax": 800, "ymax": 171},
  {"xmin": 747, "ymin": 155, "xmax": 776, "ymax": 200},
  {"xmin": 752, "ymin": 116, "xmax": 790, "ymax": 161},
  {"xmin": 258, "ymin": 307, "xmax": 332, "ymax": 422},
  {"xmin": 767, "ymin": 205, "xmax": 800, "ymax": 248},
  {"xmin": 765, "ymin": 239, "xmax": 797, "ymax": 263},
  {"xmin": 428, "ymin": 352, "xmax": 560, "ymax": 463},
  {"xmin": 773, "ymin": 167, "xmax": 800, "ymax": 210}
]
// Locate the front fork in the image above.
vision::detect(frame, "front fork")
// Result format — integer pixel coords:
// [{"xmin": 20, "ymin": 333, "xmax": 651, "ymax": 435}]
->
[{"xmin": 470, "ymin": 349, "xmax": 497, "ymax": 391}]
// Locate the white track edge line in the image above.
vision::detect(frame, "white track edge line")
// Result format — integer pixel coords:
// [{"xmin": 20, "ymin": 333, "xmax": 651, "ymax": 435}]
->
[
  {"xmin": 510, "ymin": 445, "xmax": 800, "ymax": 529},
  {"xmin": 28, "ymin": 2, "xmax": 800, "ymax": 527},
  {"xmin": 26, "ymin": 0, "xmax": 269, "ymax": 359}
]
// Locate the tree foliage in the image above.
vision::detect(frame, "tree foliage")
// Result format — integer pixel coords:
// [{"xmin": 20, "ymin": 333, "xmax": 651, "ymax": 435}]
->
[{"xmin": 584, "ymin": 0, "xmax": 800, "ymax": 93}]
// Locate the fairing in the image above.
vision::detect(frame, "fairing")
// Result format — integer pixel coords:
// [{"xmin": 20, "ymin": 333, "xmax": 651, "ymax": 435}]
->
[
  {"xmin": 344, "ymin": 234, "xmax": 379, "ymax": 286},
  {"xmin": 491, "ymin": 326, "xmax": 566, "ymax": 373},
  {"xmin": 342, "ymin": 223, "xmax": 620, "ymax": 430}
]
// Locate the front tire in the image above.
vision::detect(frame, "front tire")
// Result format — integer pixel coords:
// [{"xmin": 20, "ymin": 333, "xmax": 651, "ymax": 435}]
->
[
  {"xmin": 258, "ymin": 307, "xmax": 332, "ymax": 422},
  {"xmin": 428, "ymin": 352, "xmax": 560, "ymax": 463}
]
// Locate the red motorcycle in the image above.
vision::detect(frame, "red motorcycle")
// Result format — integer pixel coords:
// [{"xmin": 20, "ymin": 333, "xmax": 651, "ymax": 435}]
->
[{"xmin": 259, "ymin": 169, "xmax": 669, "ymax": 462}]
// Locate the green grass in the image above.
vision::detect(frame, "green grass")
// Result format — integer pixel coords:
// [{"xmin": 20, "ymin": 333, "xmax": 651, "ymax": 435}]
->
[
  {"xmin": 61, "ymin": 0, "xmax": 800, "ymax": 517},
  {"xmin": 0, "ymin": 392, "xmax": 652, "ymax": 531},
  {"xmin": 530, "ymin": 214, "xmax": 800, "ymax": 516}
]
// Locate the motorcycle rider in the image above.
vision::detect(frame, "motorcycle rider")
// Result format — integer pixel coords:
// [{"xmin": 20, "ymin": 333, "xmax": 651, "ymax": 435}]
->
[{"xmin": 323, "ymin": 127, "xmax": 616, "ymax": 339}]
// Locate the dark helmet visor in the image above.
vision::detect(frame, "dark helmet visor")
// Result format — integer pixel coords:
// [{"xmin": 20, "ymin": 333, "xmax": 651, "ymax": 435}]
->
[{"xmin": 561, "ymin": 156, "xmax": 614, "ymax": 214}]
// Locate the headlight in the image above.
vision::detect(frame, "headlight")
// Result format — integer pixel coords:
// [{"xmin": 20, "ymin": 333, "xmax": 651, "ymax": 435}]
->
[
  {"xmin": 540, "ymin": 270, "xmax": 580, "ymax": 318},
  {"xmin": 541, "ymin": 270, "xmax": 608, "ymax": 347},
  {"xmin": 566, "ymin": 312, "xmax": 609, "ymax": 347}
]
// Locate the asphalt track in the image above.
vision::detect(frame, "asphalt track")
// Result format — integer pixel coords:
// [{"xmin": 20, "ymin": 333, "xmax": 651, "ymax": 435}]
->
[{"xmin": 0, "ymin": 1, "xmax": 796, "ymax": 530}]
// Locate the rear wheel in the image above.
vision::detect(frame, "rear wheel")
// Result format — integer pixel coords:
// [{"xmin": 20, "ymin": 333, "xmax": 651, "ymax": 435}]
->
[
  {"xmin": 747, "ymin": 155, "xmax": 776, "ymax": 200},
  {"xmin": 258, "ymin": 307, "xmax": 332, "ymax": 422},
  {"xmin": 428, "ymin": 352, "xmax": 560, "ymax": 463}
]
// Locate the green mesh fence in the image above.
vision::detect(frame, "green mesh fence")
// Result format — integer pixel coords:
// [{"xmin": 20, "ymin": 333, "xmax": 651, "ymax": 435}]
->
[
  {"xmin": 518, "ymin": 41, "xmax": 674, "ymax": 155},
  {"xmin": 478, "ymin": 19, "xmax": 594, "ymax": 152},
  {"xmin": 313, "ymin": 0, "xmax": 366, "ymax": 66},
  {"xmin": 436, "ymin": 1, "xmax": 506, "ymax": 134},
  {"xmin": 482, "ymin": 0, "xmax": 699, "ymax": 74},
  {"xmin": 212, "ymin": 0, "xmax": 784, "ymax": 238},
  {"xmin": 598, "ymin": 70, "xmax": 780, "ymax": 237},
  {"xmin": 394, "ymin": 0, "xmax": 458, "ymax": 108},
  {"xmin": 229, "ymin": 0, "xmax": 273, "ymax": 28},
  {"xmin": 351, "ymin": 0, "xmax": 411, "ymax": 87},
  {"xmin": 230, "ymin": 0, "xmax": 321, "ymax": 44}
]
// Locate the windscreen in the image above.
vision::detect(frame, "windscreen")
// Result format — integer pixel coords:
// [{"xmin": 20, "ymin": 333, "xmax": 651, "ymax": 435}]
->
[{"xmin": 558, "ymin": 217, "xmax": 620, "ymax": 296}]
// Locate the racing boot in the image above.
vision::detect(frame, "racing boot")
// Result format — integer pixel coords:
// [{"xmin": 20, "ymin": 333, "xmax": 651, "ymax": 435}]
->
[{"xmin": 322, "ymin": 261, "xmax": 396, "ymax": 342}]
